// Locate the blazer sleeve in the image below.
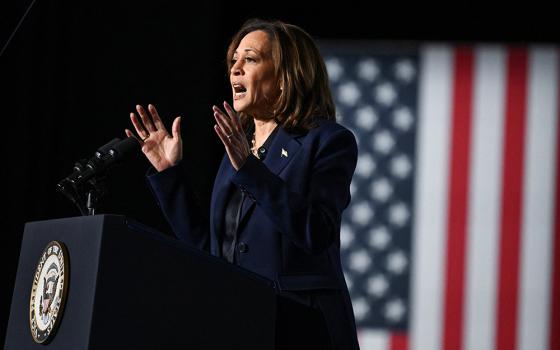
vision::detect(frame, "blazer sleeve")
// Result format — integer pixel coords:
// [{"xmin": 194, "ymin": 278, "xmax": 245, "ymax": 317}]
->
[
  {"xmin": 146, "ymin": 162, "xmax": 210, "ymax": 251},
  {"xmin": 231, "ymin": 128, "xmax": 358, "ymax": 254}
]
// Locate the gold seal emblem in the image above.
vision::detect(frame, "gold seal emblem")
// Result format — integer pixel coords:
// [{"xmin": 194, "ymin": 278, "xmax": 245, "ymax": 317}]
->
[{"xmin": 29, "ymin": 241, "xmax": 69, "ymax": 343}]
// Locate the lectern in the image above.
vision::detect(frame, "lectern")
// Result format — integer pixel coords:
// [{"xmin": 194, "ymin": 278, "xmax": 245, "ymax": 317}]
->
[{"xmin": 5, "ymin": 215, "xmax": 328, "ymax": 349}]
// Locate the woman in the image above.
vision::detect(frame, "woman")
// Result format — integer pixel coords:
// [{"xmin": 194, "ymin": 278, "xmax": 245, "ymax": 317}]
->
[{"xmin": 126, "ymin": 19, "xmax": 360, "ymax": 350}]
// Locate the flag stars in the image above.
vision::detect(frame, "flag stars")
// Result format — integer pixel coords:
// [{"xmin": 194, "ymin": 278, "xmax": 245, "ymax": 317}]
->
[
  {"xmin": 349, "ymin": 249, "xmax": 372, "ymax": 273},
  {"xmin": 374, "ymin": 82, "xmax": 397, "ymax": 107},
  {"xmin": 344, "ymin": 272, "xmax": 353, "ymax": 290},
  {"xmin": 369, "ymin": 226, "xmax": 391, "ymax": 250},
  {"xmin": 394, "ymin": 59, "xmax": 416, "ymax": 83},
  {"xmin": 351, "ymin": 201, "xmax": 374, "ymax": 226},
  {"xmin": 373, "ymin": 130, "xmax": 395, "ymax": 154},
  {"xmin": 386, "ymin": 250, "xmax": 408, "ymax": 274},
  {"xmin": 391, "ymin": 154, "xmax": 412, "ymax": 179},
  {"xmin": 340, "ymin": 224, "xmax": 355, "ymax": 249},
  {"xmin": 352, "ymin": 297, "xmax": 370, "ymax": 321},
  {"xmin": 355, "ymin": 105, "xmax": 378, "ymax": 131},
  {"xmin": 329, "ymin": 52, "xmax": 416, "ymax": 329},
  {"xmin": 370, "ymin": 177, "xmax": 393, "ymax": 202},
  {"xmin": 384, "ymin": 298, "xmax": 406, "ymax": 323},
  {"xmin": 338, "ymin": 81, "xmax": 361, "ymax": 106},
  {"xmin": 325, "ymin": 57, "xmax": 344, "ymax": 82},
  {"xmin": 357, "ymin": 58, "xmax": 380, "ymax": 82},
  {"xmin": 393, "ymin": 106, "xmax": 414, "ymax": 131},
  {"xmin": 367, "ymin": 274, "xmax": 389, "ymax": 298},
  {"xmin": 389, "ymin": 202, "xmax": 410, "ymax": 227},
  {"xmin": 356, "ymin": 153, "xmax": 376, "ymax": 178}
]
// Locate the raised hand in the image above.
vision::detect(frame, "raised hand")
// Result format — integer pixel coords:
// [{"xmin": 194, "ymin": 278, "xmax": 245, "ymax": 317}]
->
[
  {"xmin": 213, "ymin": 101, "xmax": 250, "ymax": 171},
  {"xmin": 125, "ymin": 104, "xmax": 182, "ymax": 172}
]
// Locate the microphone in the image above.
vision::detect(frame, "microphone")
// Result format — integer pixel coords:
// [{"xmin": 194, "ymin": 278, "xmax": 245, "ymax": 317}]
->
[
  {"xmin": 65, "ymin": 137, "xmax": 138, "ymax": 187},
  {"xmin": 70, "ymin": 138, "xmax": 121, "ymax": 176},
  {"xmin": 56, "ymin": 137, "xmax": 140, "ymax": 215}
]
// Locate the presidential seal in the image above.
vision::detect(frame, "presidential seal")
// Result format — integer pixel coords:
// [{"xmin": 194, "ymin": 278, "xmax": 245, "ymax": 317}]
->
[{"xmin": 29, "ymin": 241, "xmax": 69, "ymax": 344}]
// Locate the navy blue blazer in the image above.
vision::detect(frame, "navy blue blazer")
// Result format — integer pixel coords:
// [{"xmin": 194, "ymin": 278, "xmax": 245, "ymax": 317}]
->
[{"xmin": 147, "ymin": 119, "xmax": 360, "ymax": 349}]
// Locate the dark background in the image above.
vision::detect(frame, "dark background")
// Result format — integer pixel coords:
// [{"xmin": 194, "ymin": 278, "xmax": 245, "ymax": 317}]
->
[{"xmin": 1, "ymin": 0, "xmax": 557, "ymax": 344}]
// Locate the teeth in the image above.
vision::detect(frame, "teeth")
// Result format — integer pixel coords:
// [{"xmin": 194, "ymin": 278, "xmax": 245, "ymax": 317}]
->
[{"xmin": 233, "ymin": 84, "xmax": 246, "ymax": 93}]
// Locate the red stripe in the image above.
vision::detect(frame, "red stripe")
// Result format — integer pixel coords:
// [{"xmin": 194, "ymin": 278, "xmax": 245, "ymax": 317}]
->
[
  {"xmin": 496, "ymin": 48, "xmax": 529, "ymax": 350},
  {"xmin": 442, "ymin": 46, "xmax": 475, "ymax": 350},
  {"xmin": 390, "ymin": 332, "xmax": 408, "ymax": 350},
  {"xmin": 549, "ymin": 62, "xmax": 560, "ymax": 350}
]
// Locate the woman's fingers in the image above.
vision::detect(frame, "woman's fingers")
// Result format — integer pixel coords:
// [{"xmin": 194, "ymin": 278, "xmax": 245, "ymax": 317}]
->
[
  {"xmin": 136, "ymin": 104, "xmax": 157, "ymax": 132},
  {"xmin": 171, "ymin": 116, "xmax": 182, "ymax": 139},
  {"xmin": 125, "ymin": 128, "xmax": 138, "ymax": 141},
  {"xmin": 223, "ymin": 101, "xmax": 242, "ymax": 132},
  {"xmin": 148, "ymin": 104, "xmax": 166, "ymax": 130},
  {"xmin": 130, "ymin": 112, "xmax": 150, "ymax": 140},
  {"xmin": 213, "ymin": 106, "xmax": 234, "ymax": 138},
  {"xmin": 214, "ymin": 123, "xmax": 231, "ymax": 150}
]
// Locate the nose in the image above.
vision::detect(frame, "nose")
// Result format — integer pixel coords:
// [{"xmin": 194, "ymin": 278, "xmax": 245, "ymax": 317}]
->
[{"xmin": 230, "ymin": 60, "xmax": 243, "ymax": 76}]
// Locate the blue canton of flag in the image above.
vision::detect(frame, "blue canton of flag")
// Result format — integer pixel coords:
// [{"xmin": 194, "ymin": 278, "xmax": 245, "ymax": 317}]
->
[{"xmin": 321, "ymin": 45, "xmax": 419, "ymax": 333}]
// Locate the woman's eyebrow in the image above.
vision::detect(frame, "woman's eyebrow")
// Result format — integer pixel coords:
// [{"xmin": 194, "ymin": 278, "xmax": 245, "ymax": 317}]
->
[{"xmin": 234, "ymin": 47, "xmax": 261, "ymax": 55}]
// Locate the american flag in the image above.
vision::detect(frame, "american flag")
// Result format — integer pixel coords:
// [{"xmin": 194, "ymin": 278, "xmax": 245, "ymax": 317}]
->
[{"xmin": 321, "ymin": 43, "xmax": 560, "ymax": 350}]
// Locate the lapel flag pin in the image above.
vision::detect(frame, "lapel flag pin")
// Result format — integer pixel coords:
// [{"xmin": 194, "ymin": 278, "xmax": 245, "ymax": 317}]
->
[{"xmin": 281, "ymin": 148, "xmax": 288, "ymax": 157}]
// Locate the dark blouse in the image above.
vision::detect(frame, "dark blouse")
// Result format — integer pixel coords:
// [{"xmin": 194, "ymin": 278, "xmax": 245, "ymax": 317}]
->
[{"xmin": 221, "ymin": 125, "xmax": 279, "ymax": 263}]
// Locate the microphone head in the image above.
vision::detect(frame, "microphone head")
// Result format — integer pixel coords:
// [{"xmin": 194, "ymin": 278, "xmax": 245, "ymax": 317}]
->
[
  {"xmin": 108, "ymin": 137, "xmax": 140, "ymax": 161},
  {"xmin": 95, "ymin": 138, "xmax": 121, "ymax": 157}
]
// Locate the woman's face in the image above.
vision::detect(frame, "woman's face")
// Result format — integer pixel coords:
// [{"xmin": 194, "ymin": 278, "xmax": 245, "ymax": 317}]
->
[{"xmin": 230, "ymin": 30, "xmax": 278, "ymax": 118}]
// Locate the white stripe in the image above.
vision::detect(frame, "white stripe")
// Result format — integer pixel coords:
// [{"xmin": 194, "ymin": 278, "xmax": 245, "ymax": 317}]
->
[
  {"xmin": 463, "ymin": 46, "xmax": 506, "ymax": 350},
  {"xmin": 518, "ymin": 47, "xmax": 559, "ymax": 350},
  {"xmin": 359, "ymin": 330, "xmax": 390, "ymax": 350},
  {"xmin": 410, "ymin": 45, "xmax": 453, "ymax": 350}
]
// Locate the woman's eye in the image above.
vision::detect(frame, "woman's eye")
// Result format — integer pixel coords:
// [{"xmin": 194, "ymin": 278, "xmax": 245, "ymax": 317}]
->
[
  {"xmin": 245, "ymin": 57, "xmax": 256, "ymax": 63},
  {"xmin": 230, "ymin": 58, "xmax": 237, "ymax": 65}
]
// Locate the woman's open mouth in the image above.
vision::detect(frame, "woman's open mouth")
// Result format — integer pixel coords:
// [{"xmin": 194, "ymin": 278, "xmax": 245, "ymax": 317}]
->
[{"xmin": 233, "ymin": 83, "xmax": 247, "ymax": 99}]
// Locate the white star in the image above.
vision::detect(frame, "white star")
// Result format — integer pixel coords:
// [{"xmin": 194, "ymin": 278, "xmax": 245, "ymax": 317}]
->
[
  {"xmin": 338, "ymin": 81, "xmax": 361, "ymax": 106},
  {"xmin": 373, "ymin": 129, "xmax": 395, "ymax": 154},
  {"xmin": 385, "ymin": 298, "xmax": 406, "ymax": 323},
  {"xmin": 369, "ymin": 226, "xmax": 391, "ymax": 250},
  {"xmin": 370, "ymin": 177, "xmax": 393, "ymax": 202},
  {"xmin": 352, "ymin": 297, "xmax": 370, "ymax": 321},
  {"xmin": 374, "ymin": 82, "xmax": 397, "ymax": 107},
  {"xmin": 357, "ymin": 58, "xmax": 379, "ymax": 82},
  {"xmin": 351, "ymin": 201, "xmax": 374, "ymax": 226},
  {"xmin": 391, "ymin": 154, "xmax": 412, "ymax": 179},
  {"xmin": 393, "ymin": 106, "xmax": 414, "ymax": 131},
  {"xmin": 388, "ymin": 202, "xmax": 410, "ymax": 227},
  {"xmin": 355, "ymin": 105, "xmax": 378, "ymax": 131},
  {"xmin": 343, "ymin": 272, "xmax": 353, "ymax": 290},
  {"xmin": 367, "ymin": 274, "xmax": 389, "ymax": 298},
  {"xmin": 386, "ymin": 250, "xmax": 408, "ymax": 274},
  {"xmin": 355, "ymin": 153, "xmax": 376, "ymax": 178},
  {"xmin": 394, "ymin": 59, "xmax": 416, "ymax": 83},
  {"xmin": 340, "ymin": 224, "xmax": 355, "ymax": 249},
  {"xmin": 325, "ymin": 57, "xmax": 344, "ymax": 82},
  {"xmin": 349, "ymin": 249, "xmax": 372, "ymax": 273}
]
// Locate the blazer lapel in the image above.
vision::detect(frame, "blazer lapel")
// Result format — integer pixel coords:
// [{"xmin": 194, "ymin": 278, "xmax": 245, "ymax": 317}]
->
[{"xmin": 236, "ymin": 127, "xmax": 303, "ymax": 226}]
